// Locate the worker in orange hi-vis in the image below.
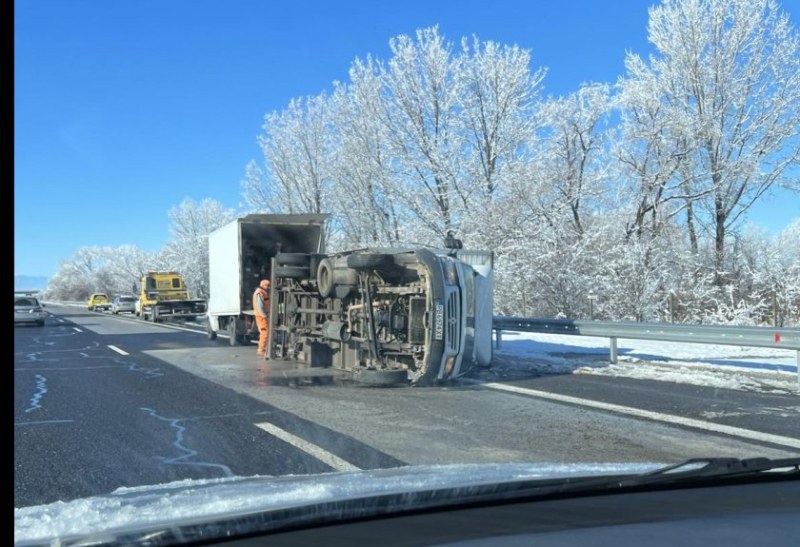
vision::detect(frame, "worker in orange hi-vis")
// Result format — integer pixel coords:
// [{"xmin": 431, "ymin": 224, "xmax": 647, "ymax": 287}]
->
[{"xmin": 253, "ymin": 279, "xmax": 271, "ymax": 358}]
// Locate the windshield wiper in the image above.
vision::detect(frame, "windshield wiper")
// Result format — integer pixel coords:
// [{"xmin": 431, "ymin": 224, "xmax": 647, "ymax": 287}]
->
[{"xmin": 615, "ymin": 457, "xmax": 800, "ymax": 488}]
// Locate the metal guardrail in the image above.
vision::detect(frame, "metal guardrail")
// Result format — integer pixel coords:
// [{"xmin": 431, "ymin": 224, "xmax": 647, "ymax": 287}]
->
[{"xmin": 492, "ymin": 316, "xmax": 800, "ymax": 384}]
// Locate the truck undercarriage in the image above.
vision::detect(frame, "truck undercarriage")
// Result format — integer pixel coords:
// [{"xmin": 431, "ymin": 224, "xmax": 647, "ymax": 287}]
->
[{"xmin": 270, "ymin": 249, "xmax": 471, "ymax": 386}]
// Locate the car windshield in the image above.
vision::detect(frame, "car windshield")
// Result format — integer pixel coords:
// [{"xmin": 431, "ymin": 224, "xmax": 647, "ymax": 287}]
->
[{"xmin": 14, "ymin": 0, "xmax": 800, "ymax": 545}]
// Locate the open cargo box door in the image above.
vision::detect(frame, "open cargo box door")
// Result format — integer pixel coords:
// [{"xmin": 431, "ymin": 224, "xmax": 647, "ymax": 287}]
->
[{"xmin": 207, "ymin": 213, "xmax": 328, "ymax": 346}]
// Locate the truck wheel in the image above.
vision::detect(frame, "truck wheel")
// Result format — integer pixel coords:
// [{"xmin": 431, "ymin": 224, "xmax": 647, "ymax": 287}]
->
[
  {"xmin": 346, "ymin": 253, "xmax": 393, "ymax": 270},
  {"xmin": 207, "ymin": 321, "xmax": 217, "ymax": 341},
  {"xmin": 274, "ymin": 265, "xmax": 310, "ymax": 279},
  {"xmin": 228, "ymin": 319, "xmax": 240, "ymax": 346},
  {"xmin": 317, "ymin": 258, "xmax": 334, "ymax": 297},
  {"xmin": 274, "ymin": 252, "xmax": 309, "ymax": 266},
  {"xmin": 353, "ymin": 368, "xmax": 409, "ymax": 386},
  {"xmin": 151, "ymin": 308, "xmax": 159, "ymax": 323}
]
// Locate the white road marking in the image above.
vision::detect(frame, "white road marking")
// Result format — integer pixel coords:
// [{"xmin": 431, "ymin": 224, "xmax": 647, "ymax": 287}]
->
[
  {"xmin": 72, "ymin": 327, "xmax": 82, "ymax": 333},
  {"xmin": 108, "ymin": 345, "xmax": 129, "ymax": 355},
  {"xmin": 475, "ymin": 381, "xmax": 800, "ymax": 450},
  {"xmin": 255, "ymin": 422, "xmax": 361, "ymax": 471},
  {"xmin": 15, "ymin": 419, "xmax": 74, "ymax": 426}
]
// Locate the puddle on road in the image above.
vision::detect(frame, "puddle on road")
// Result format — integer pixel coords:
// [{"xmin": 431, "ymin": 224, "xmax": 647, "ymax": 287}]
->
[{"xmin": 252, "ymin": 360, "xmax": 352, "ymax": 388}]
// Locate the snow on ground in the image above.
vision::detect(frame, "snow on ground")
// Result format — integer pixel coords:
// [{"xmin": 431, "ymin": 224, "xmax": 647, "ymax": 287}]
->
[
  {"xmin": 46, "ymin": 301, "xmax": 798, "ymax": 394},
  {"xmin": 492, "ymin": 331, "xmax": 799, "ymax": 395}
]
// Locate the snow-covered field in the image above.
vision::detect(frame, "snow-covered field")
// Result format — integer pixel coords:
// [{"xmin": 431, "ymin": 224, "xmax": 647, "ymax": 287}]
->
[{"xmin": 493, "ymin": 331, "xmax": 799, "ymax": 395}]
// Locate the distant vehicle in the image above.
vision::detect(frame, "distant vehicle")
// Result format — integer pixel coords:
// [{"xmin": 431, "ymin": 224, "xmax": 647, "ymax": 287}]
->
[
  {"xmin": 14, "ymin": 293, "xmax": 46, "ymax": 326},
  {"xmin": 135, "ymin": 271, "xmax": 206, "ymax": 322},
  {"xmin": 110, "ymin": 294, "xmax": 137, "ymax": 315},
  {"xmin": 87, "ymin": 293, "xmax": 111, "ymax": 312}
]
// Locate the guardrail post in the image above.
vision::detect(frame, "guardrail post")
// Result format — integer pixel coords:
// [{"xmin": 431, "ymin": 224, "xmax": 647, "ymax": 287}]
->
[
  {"xmin": 495, "ymin": 329, "xmax": 502, "ymax": 349},
  {"xmin": 609, "ymin": 337, "xmax": 618, "ymax": 364}
]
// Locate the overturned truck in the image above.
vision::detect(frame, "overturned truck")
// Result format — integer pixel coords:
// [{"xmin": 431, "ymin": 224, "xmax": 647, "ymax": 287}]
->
[{"xmin": 207, "ymin": 214, "xmax": 493, "ymax": 386}]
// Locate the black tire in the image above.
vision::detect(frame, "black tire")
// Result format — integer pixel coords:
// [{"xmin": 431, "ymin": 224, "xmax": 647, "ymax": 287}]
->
[
  {"xmin": 353, "ymin": 368, "xmax": 408, "ymax": 386},
  {"xmin": 274, "ymin": 252, "xmax": 309, "ymax": 266},
  {"xmin": 207, "ymin": 320, "xmax": 217, "ymax": 341},
  {"xmin": 274, "ymin": 265, "xmax": 310, "ymax": 279},
  {"xmin": 317, "ymin": 258, "xmax": 334, "ymax": 298},
  {"xmin": 151, "ymin": 308, "xmax": 160, "ymax": 323},
  {"xmin": 228, "ymin": 318, "xmax": 240, "ymax": 346},
  {"xmin": 346, "ymin": 253, "xmax": 393, "ymax": 270},
  {"xmin": 36, "ymin": 320, "xmax": 45, "ymax": 327}
]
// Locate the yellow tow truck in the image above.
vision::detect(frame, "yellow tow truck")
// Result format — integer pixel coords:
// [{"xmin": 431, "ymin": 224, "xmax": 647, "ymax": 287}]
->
[{"xmin": 135, "ymin": 271, "xmax": 206, "ymax": 323}]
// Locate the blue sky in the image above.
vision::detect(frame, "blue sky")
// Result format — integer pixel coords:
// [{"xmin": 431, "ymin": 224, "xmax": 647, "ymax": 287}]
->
[{"xmin": 14, "ymin": 0, "xmax": 800, "ymax": 278}]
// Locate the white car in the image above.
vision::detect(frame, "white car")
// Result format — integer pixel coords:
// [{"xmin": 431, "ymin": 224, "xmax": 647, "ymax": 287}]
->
[
  {"xmin": 111, "ymin": 295, "xmax": 137, "ymax": 315},
  {"xmin": 14, "ymin": 294, "xmax": 46, "ymax": 326}
]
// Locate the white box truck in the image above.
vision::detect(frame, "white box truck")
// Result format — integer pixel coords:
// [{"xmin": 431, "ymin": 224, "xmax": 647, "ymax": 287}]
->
[
  {"xmin": 269, "ymin": 244, "xmax": 494, "ymax": 386},
  {"xmin": 208, "ymin": 214, "xmax": 493, "ymax": 386}
]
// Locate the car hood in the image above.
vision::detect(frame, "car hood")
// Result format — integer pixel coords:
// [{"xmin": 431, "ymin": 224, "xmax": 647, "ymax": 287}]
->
[{"xmin": 15, "ymin": 462, "xmax": 664, "ymax": 545}]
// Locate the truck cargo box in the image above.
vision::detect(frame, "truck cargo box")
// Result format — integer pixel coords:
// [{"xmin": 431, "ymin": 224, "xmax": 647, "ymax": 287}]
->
[{"xmin": 207, "ymin": 214, "xmax": 328, "ymax": 344}]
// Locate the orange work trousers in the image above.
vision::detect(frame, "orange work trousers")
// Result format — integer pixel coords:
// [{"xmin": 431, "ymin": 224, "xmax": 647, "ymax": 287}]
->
[{"xmin": 256, "ymin": 315, "xmax": 269, "ymax": 356}]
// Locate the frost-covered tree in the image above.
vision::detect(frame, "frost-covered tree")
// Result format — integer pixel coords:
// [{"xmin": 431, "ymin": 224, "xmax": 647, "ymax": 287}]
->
[
  {"xmin": 454, "ymin": 36, "xmax": 545, "ymax": 250},
  {"xmin": 623, "ymin": 0, "xmax": 800, "ymax": 280},
  {"xmin": 535, "ymin": 84, "xmax": 614, "ymax": 238},
  {"xmin": 100, "ymin": 245, "xmax": 153, "ymax": 294},
  {"xmin": 231, "ymin": 17, "xmax": 799, "ymax": 325},
  {"xmin": 376, "ymin": 26, "xmax": 463, "ymax": 241},
  {"xmin": 615, "ymin": 67, "xmax": 695, "ymax": 241},
  {"xmin": 455, "ymin": 36, "xmax": 545, "ymax": 201},
  {"xmin": 327, "ymin": 58, "xmax": 402, "ymax": 247},
  {"xmin": 734, "ymin": 220, "xmax": 800, "ymax": 326},
  {"xmin": 246, "ymin": 94, "xmax": 335, "ymax": 217},
  {"xmin": 48, "ymin": 246, "xmax": 110, "ymax": 300},
  {"xmin": 162, "ymin": 197, "xmax": 236, "ymax": 298},
  {"xmin": 46, "ymin": 245, "xmax": 156, "ymax": 300}
]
